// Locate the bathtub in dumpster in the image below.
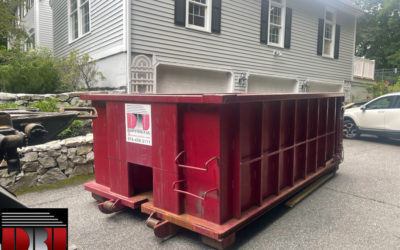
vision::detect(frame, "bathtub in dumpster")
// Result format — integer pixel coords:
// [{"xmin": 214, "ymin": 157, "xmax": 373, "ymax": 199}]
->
[{"xmin": 81, "ymin": 93, "xmax": 344, "ymax": 249}]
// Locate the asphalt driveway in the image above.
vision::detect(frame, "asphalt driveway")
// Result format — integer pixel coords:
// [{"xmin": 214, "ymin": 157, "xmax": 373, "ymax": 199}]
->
[{"xmin": 19, "ymin": 138, "xmax": 400, "ymax": 249}]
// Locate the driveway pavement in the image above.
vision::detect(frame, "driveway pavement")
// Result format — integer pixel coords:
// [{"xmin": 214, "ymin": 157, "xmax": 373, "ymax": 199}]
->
[{"xmin": 19, "ymin": 138, "xmax": 400, "ymax": 249}]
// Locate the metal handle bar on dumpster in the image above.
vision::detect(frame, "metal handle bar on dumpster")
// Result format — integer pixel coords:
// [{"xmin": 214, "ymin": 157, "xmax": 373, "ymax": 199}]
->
[
  {"xmin": 175, "ymin": 151, "xmax": 220, "ymax": 172},
  {"xmin": 172, "ymin": 180, "xmax": 218, "ymax": 201},
  {"xmin": 60, "ymin": 107, "xmax": 98, "ymax": 119}
]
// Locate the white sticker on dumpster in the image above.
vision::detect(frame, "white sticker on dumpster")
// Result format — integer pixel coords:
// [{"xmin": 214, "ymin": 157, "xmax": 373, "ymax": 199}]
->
[{"xmin": 125, "ymin": 104, "xmax": 152, "ymax": 146}]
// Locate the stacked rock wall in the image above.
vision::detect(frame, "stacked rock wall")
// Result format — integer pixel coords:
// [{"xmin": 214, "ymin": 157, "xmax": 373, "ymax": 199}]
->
[
  {"xmin": 0, "ymin": 90, "xmax": 124, "ymax": 108},
  {"xmin": 0, "ymin": 134, "xmax": 94, "ymax": 192}
]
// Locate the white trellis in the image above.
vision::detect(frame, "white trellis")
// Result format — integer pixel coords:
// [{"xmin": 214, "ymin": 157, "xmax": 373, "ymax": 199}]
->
[
  {"xmin": 131, "ymin": 55, "xmax": 154, "ymax": 93},
  {"xmin": 343, "ymin": 81, "xmax": 352, "ymax": 103}
]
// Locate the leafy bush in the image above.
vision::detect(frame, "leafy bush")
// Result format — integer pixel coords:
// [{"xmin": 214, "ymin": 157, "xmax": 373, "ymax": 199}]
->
[
  {"xmin": 0, "ymin": 48, "xmax": 105, "ymax": 93},
  {"xmin": 28, "ymin": 98, "xmax": 59, "ymax": 112},
  {"xmin": 0, "ymin": 103, "xmax": 20, "ymax": 109},
  {"xmin": 0, "ymin": 48, "xmax": 61, "ymax": 94},
  {"xmin": 367, "ymin": 78, "xmax": 400, "ymax": 98},
  {"xmin": 56, "ymin": 120, "xmax": 85, "ymax": 139},
  {"xmin": 57, "ymin": 50, "xmax": 105, "ymax": 91}
]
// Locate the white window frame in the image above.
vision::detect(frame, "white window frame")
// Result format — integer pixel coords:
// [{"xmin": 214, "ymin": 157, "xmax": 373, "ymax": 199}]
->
[
  {"xmin": 68, "ymin": 0, "xmax": 91, "ymax": 43},
  {"xmin": 27, "ymin": 0, "xmax": 34, "ymax": 11},
  {"xmin": 22, "ymin": 2, "xmax": 27, "ymax": 17},
  {"xmin": 267, "ymin": 0, "xmax": 286, "ymax": 48},
  {"xmin": 322, "ymin": 8, "xmax": 336, "ymax": 58},
  {"xmin": 185, "ymin": 0, "xmax": 212, "ymax": 32},
  {"xmin": 26, "ymin": 31, "xmax": 35, "ymax": 51}
]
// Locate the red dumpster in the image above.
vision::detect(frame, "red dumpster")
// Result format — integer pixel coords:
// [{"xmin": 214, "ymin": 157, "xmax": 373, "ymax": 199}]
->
[{"xmin": 81, "ymin": 93, "xmax": 344, "ymax": 248}]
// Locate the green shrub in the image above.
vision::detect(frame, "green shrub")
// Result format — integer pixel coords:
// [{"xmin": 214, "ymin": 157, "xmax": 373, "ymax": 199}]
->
[
  {"xmin": 0, "ymin": 48, "xmax": 61, "ymax": 94},
  {"xmin": 56, "ymin": 120, "xmax": 85, "ymax": 139},
  {"xmin": 57, "ymin": 50, "xmax": 105, "ymax": 91},
  {"xmin": 0, "ymin": 103, "xmax": 20, "ymax": 109},
  {"xmin": 28, "ymin": 98, "xmax": 59, "ymax": 112},
  {"xmin": 367, "ymin": 78, "xmax": 400, "ymax": 98}
]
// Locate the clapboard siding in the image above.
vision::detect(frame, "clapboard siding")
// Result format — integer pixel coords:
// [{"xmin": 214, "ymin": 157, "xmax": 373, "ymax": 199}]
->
[
  {"xmin": 38, "ymin": 0, "xmax": 53, "ymax": 49},
  {"xmin": 52, "ymin": 0, "xmax": 124, "ymax": 58},
  {"xmin": 131, "ymin": 0, "xmax": 356, "ymax": 83}
]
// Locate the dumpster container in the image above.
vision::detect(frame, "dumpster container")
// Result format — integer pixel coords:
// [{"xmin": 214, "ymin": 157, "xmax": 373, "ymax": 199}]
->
[{"xmin": 82, "ymin": 93, "xmax": 344, "ymax": 248}]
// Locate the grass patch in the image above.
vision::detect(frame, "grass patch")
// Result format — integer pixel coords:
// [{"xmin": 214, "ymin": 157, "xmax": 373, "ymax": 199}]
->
[
  {"xmin": 14, "ymin": 174, "xmax": 95, "ymax": 196},
  {"xmin": 0, "ymin": 103, "xmax": 20, "ymax": 109}
]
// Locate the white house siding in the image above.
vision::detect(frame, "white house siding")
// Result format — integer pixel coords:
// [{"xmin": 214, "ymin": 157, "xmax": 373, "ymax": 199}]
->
[
  {"xmin": 38, "ymin": 0, "xmax": 53, "ymax": 49},
  {"xmin": 52, "ymin": 0, "xmax": 126, "ymax": 88},
  {"xmin": 22, "ymin": 6, "xmax": 35, "ymax": 36},
  {"xmin": 131, "ymin": 0, "xmax": 356, "ymax": 93},
  {"xmin": 20, "ymin": 0, "xmax": 53, "ymax": 50}
]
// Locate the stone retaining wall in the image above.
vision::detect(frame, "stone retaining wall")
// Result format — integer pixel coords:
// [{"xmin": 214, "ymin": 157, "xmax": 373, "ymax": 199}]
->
[
  {"xmin": 0, "ymin": 90, "xmax": 124, "ymax": 108},
  {"xmin": 0, "ymin": 134, "xmax": 94, "ymax": 192}
]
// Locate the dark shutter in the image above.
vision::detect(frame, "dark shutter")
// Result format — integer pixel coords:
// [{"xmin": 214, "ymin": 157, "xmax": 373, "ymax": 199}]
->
[
  {"xmin": 334, "ymin": 24, "xmax": 341, "ymax": 59},
  {"xmin": 284, "ymin": 8, "xmax": 292, "ymax": 49},
  {"xmin": 212, "ymin": 0, "xmax": 222, "ymax": 34},
  {"xmin": 260, "ymin": 0, "xmax": 269, "ymax": 44},
  {"xmin": 317, "ymin": 18, "xmax": 324, "ymax": 56},
  {"xmin": 175, "ymin": 0, "xmax": 186, "ymax": 26}
]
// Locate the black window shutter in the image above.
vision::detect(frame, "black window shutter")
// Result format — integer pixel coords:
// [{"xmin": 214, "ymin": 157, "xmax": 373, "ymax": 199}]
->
[
  {"xmin": 212, "ymin": 0, "xmax": 222, "ymax": 34},
  {"xmin": 334, "ymin": 24, "xmax": 341, "ymax": 59},
  {"xmin": 284, "ymin": 8, "xmax": 292, "ymax": 49},
  {"xmin": 317, "ymin": 18, "xmax": 324, "ymax": 56},
  {"xmin": 260, "ymin": 0, "xmax": 269, "ymax": 44},
  {"xmin": 175, "ymin": 0, "xmax": 186, "ymax": 26}
]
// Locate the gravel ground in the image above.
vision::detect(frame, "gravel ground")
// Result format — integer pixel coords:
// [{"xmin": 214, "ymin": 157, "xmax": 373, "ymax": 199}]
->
[{"xmin": 19, "ymin": 138, "xmax": 400, "ymax": 250}]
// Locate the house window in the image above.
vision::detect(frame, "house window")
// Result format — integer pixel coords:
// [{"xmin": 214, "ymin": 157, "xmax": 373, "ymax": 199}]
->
[
  {"xmin": 268, "ymin": 0, "xmax": 286, "ymax": 47},
  {"xmin": 25, "ymin": 30, "xmax": 35, "ymax": 51},
  {"xmin": 186, "ymin": 0, "xmax": 211, "ymax": 32},
  {"xmin": 27, "ymin": 0, "xmax": 34, "ymax": 10},
  {"xmin": 69, "ymin": 0, "xmax": 90, "ymax": 41},
  {"xmin": 81, "ymin": 0, "xmax": 90, "ymax": 34},
  {"xmin": 323, "ymin": 9, "xmax": 335, "ymax": 58},
  {"xmin": 28, "ymin": 32, "xmax": 35, "ymax": 50},
  {"xmin": 22, "ymin": 2, "xmax": 27, "ymax": 17}
]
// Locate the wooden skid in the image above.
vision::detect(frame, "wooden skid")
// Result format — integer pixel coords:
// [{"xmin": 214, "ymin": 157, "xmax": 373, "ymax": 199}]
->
[{"xmin": 285, "ymin": 173, "xmax": 335, "ymax": 208}]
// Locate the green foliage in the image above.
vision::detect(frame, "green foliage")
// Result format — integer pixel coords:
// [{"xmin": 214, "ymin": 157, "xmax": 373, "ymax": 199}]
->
[
  {"xmin": 0, "ymin": 0, "xmax": 28, "ymax": 48},
  {"xmin": 57, "ymin": 50, "xmax": 105, "ymax": 91},
  {"xmin": 352, "ymin": 0, "xmax": 383, "ymax": 14},
  {"xmin": 367, "ymin": 78, "xmax": 400, "ymax": 98},
  {"xmin": 0, "ymin": 102, "xmax": 19, "ymax": 109},
  {"xmin": 0, "ymin": 48, "xmax": 61, "ymax": 94},
  {"xmin": 56, "ymin": 120, "xmax": 85, "ymax": 139},
  {"xmin": 28, "ymin": 97, "xmax": 59, "ymax": 112},
  {"xmin": 0, "ymin": 47, "xmax": 105, "ymax": 93},
  {"xmin": 0, "ymin": 46, "xmax": 15, "ymax": 64},
  {"xmin": 14, "ymin": 174, "xmax": 95, "ymax": 195},
  {"xmin": 354, "ymin": 0, "xmax": 400, "ymax": 69}
]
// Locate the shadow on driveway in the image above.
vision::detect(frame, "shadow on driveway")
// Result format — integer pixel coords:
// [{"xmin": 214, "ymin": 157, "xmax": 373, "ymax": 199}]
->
[
  {"xmin": 347, "ymin": 136, "xmax": 400, "ymax": 146},
  {"xmin": 232, "ymin": 205, "xmax": 291, "ymax": 249}
]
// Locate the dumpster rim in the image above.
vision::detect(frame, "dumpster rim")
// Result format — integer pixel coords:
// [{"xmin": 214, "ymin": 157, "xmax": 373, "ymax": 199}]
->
[{"xmin": 80, "ymin": 93, "xmax": 344, "ymax": 104}]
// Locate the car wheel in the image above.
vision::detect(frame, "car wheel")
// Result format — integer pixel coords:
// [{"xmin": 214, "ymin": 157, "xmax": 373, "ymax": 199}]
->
[{"xmin": 343, "ymin": 120, "xmax": 359, "ymax": 139}]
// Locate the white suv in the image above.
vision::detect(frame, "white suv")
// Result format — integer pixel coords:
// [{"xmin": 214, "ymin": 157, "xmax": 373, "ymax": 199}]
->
[{"xmin": 344, "ymin": 92, "xmax": 400, "ymax": 139}]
